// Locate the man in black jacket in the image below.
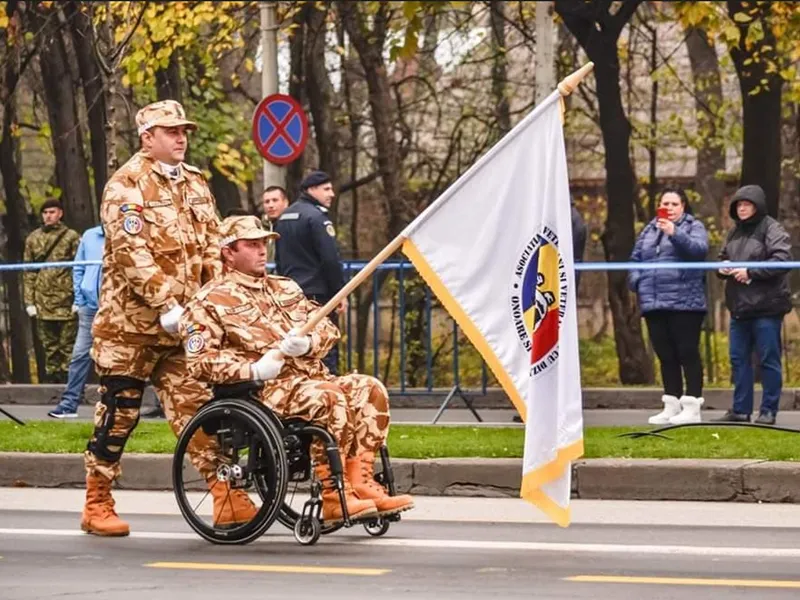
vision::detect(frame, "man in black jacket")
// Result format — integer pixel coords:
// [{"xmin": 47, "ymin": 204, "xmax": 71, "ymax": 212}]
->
[
  {"xmin": 274, "ymin": 170, "xmax": 346, "ymax": 374},
  {"xmin": 715, "ymin": 184, "xmax": 792, "ymax": 425}
]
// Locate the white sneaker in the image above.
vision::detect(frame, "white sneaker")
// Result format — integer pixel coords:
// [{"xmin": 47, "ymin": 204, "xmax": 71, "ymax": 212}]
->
[
  {"xmin": 648, "ymin": 395, "xmax": 681, "ymax": 425},
  {"xmin": 669, "ymin": 396, "xmax": 704, "ymax": 425}
]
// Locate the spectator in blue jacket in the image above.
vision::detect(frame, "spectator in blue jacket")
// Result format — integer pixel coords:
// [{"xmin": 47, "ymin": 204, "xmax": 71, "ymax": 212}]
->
[
  {"xmin": 628, "ymin": 188, "xmax": 709, "ymax": 425},
  {"xmin": 48, "ymin": 225, "xmax": 104, "ymax": 418}
]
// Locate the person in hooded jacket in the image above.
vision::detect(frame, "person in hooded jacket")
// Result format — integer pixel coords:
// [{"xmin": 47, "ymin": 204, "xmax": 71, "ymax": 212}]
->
[
  {"xmin": 715, "ymin": 185, "xmax": 792, "ymax": 425},
  {"xmin": 629, "ymin": 187, "xmax": 709, "ymax": 425}
]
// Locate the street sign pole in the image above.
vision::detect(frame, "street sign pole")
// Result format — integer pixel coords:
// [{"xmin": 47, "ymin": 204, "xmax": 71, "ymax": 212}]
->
[{"xmin": 260, "ymin": 1, "xmax": 284, "ymax": 190}]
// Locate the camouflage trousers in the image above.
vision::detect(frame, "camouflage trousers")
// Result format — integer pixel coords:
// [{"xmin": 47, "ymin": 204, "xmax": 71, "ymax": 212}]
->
[
  {"xmin": 84, "ymin": 337, "xmax": 216, "ymax": 482},
  {"xmin": 37, "ymin": 318, "xmax": 78, "ymax": 381},
  {"xmin": 262, "ymin": 373, "xmax": 390, "ymax": 464}
]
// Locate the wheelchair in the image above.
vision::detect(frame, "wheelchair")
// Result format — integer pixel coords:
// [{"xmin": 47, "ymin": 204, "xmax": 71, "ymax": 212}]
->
[{"xmin": 172, "ymin": 381, "xmax": 403, "ymax": 546}]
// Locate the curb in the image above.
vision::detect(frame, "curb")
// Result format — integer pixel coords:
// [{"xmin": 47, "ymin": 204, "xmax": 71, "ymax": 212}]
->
[
  {"xmin": 4, "ymin": 384, "xmax": 799, "ymax": 411},
  {"xmin": 2, "ymin": 453, "xmax": 799, "ymax": 503}
]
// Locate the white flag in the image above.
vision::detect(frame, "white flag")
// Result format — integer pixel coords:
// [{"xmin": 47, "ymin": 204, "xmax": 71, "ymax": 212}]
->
[{"xmin": 401, "ymin": 90, "xmax": 583, "ymax": 526}]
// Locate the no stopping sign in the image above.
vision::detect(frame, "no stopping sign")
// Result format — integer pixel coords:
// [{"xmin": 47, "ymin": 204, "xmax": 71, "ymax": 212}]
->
[{"xmin": 252, "ymin": 93, "xmax": 309, "ymax": 165}]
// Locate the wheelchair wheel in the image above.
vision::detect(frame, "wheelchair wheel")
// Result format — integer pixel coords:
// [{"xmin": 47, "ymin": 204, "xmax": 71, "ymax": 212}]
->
[
  {"xmin": 173, "ymin": 398, "xmax": 288, "ymax": 545},
  {"xmin": 293, "ymin": 516, "xmax": 322, "ymax": 546},
  {"xmin": 363, "ymin": 516, "xmax": 390, "ymax": 537}
]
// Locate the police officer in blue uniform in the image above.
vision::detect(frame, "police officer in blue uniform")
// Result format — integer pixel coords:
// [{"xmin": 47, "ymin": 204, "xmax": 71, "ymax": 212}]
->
[{"xmin": 274, "ymin": 170, "xmax": 346, "ymax": 374}]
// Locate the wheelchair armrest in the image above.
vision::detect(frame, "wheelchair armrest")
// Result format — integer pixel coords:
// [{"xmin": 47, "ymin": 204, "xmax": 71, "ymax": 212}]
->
[{"xmin": 211, "ymin": 381, "xmax": 264, "ymax": 401}]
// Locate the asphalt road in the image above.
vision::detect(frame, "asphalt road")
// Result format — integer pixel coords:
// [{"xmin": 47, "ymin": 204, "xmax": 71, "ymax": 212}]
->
[{"xmin": 1, "ymin": 490, "xmax": 800, "ymax": 599}]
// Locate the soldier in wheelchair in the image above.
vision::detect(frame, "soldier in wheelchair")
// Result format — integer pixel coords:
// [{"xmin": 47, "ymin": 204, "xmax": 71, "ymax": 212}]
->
[{"xmin": 176, "ymin": 215, "xmax": 413, "ymax": 544}]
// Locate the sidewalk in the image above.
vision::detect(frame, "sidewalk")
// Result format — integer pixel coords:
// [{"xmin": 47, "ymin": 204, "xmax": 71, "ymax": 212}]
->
[
  {"xmin": 4, "ymin": 404, "xmax": 800, "ymax": 428},
  {"xmin": 4, "ymin": 384, "xmax": 800, "ymax": 411}
]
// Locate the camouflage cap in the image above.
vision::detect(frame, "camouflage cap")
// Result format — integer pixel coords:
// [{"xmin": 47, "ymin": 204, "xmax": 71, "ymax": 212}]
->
[
  {"xmin": 136, "ymin": 100, "xmax": 197, "ymax": 135},
  {"xmin": 220, "ymin": 215, "xmax": 279, "ymax": 247}
]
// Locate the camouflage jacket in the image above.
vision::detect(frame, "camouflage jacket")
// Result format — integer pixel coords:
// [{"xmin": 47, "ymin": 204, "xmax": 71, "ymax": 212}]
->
[
  {"xmin": 92, "ymin": 150, "xmax": 222, "ymax": 346},
  {"xmin": 179, "ymin": 268, "xmax": 339, "ymax": 386},
  {"xmin": 23, "ymin": 222, "xmax": 81, "ymax": 320}
]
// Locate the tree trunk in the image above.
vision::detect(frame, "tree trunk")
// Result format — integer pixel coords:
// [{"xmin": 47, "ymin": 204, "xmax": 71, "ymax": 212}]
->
[
  {"xmin": 155, "ymin": 51, "xmax": 183, "ymax": 103},
  {"xmin": 35, "ymin": 7, "xmax": 95, "ymax": 231},
  {"xmin": 65, "ymin": 0, "xmax": 107, "ymax": 212},
  {"xmin": 779, "ymin": 100, "xmax": 800, "ymax": 303},
  {"xmin": 286, "ymin": 4, "xmax": 307, "ymax": 197},
  {"xmin": 305, "ymin": 2, "xmax": 343, "ymax": 219},
  {"xmin": 727, "ymin": 1, "xmax": 782, "ymax": 217},
  {"xmin": 339, "ymin": 1, "xmax": 408, "ymax": 238},
  {"xmin": 557, "ymin": 0, "xmax": 653, "ymax": 384},
  {"xmin": 490, "ymin": 0, "xmax": 511, "ymax": 136},
  {"xmin": 685, "ymin": 26, "xmax": 726, "ymax": 221},
  {"xmin": 0, "ymin": 26, "xmax": 32, "ymax": 382}
]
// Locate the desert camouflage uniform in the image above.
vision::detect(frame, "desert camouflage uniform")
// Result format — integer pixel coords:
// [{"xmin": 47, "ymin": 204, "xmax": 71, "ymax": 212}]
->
[
  {"xmin": 24, "ymin": 222, "xmax": 80, "ymax": 380},
  {"xmin": 180, "ymin": 268, "xmax": 390, "ymax": 463},
  {"xmin": 85, "ymin": 145, "xmax": 221, "ymax": 482}
]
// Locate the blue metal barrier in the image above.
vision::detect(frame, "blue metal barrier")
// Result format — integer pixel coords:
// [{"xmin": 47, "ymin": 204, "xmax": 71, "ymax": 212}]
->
[{"xmin": 6, "ymin": 258, "xmax": 799, "ymax": 408}]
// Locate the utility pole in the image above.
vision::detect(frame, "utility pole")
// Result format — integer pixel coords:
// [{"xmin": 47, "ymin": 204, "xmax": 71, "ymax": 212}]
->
[
  {"xmin": 534, "ymin": 1, "xmax": 555, "ymax": 104},
  {"xmin": 261, "ymin": 1, "xmax": 285, "ymax": 190}
]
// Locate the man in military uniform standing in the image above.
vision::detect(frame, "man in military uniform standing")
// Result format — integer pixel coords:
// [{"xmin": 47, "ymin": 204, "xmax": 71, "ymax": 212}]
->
[
  {"xmin": 181, "ymin": 215, "xmax": 413, "ymax": 523},
  {"xmin": 24, "ymin": 199, "xmax": 81, "ymax": 383},
  {"xmin": 274, "ymin": 171, "xmax": 346, "ymax": 374},
  {"xmin": 81, "ymin": 100, "xmax": 223, "ymax": 537}
]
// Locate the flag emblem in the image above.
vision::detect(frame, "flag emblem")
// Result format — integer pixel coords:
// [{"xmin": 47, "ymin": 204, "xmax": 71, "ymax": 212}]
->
[{"xmin": 511, "ymin": 226, "xmax": 567, "ymax": 377}]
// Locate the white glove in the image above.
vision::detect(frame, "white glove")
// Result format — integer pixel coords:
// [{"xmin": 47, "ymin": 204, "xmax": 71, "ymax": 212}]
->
[
  {"xmin": 251, "ymin": 350, "xmax": 285, "ymax": 381},
  {"xmin": 71, "ymin": 304, "xmax": 80, "ymax": 314},
  {"xmin": 159, "ymin": 304, "xmax": 184, "ymax": 333},
  {"xmin": 279, "ymin": 328, "xmax": 311, "ymax": 357},
  {"xmin": 26, "ymin": 305, "xmax": 37, "ymax": 317}
]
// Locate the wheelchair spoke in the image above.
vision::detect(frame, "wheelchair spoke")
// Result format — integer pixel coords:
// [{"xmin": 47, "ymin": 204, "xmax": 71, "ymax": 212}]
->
[{"xmin": 193, "ymin": 479, "xmax": 218, "ymax": 514}]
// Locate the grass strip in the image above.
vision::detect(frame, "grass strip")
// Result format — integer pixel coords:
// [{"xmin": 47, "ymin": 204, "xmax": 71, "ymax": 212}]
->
[{"xmin": 0, "ymin": 422, "xmax": 798, "ymax": 461}]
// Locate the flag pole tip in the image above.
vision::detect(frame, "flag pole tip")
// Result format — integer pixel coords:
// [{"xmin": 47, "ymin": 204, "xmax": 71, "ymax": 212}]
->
[{"xmin": 557, "ymin": 62, "xmax": 594, "ymax": 96}]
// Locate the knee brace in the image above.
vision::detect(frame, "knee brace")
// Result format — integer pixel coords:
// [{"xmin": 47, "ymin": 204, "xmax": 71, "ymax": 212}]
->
[{"xmin": 87, "ymin": 375, "xmax": 146, "ymax": 463}]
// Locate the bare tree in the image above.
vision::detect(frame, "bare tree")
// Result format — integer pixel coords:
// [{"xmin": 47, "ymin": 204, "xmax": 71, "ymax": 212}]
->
[
  {"xmin": 556, "ymin": 0, "xmax": 654, "ymax": 384},
  {"xmin": 29, "ymin": 3, "xmax": 95, "ymax": 230},
  {"xmin": 685, "ymin": 26, "xmax": 726, "ymax": 222},
  {"xmin": 727, "ymin": 0, "xmax": 782, "ymax": 216}
]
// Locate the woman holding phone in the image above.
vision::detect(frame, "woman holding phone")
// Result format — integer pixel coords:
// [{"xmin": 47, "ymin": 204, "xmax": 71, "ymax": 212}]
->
[{"xmin": 629, "ymin": 187, "xmax": 709, "ymax": 425}]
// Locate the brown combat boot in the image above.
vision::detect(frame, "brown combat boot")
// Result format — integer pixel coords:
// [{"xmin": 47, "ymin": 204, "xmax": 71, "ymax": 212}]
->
[
  {"xmin": 81, "ymin": 474, "xmax": 130, "ymax": 537},
  {"xmin": 346, "ymin": 452, "xmax": 414, "ymax": 516},
  {"xmin": 208, "ymin": 477, "xmax": 259, "ymax": 527},
  {"xmin": 315, "ymin": 464, "xmax": 378, "ymax": 523}
]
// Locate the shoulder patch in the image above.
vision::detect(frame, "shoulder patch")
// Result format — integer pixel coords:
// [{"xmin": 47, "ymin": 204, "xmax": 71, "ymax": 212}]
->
[
  {"xmin": 122, "ymin": 214, "xmax": 143, "ymax": 235},
  {"xmin": 186, "ymin": 332, "xmax": 205, "ymax": 354},
  {"xmin": 278, "ymin": 212, "xmax": 300, "ymax": 221},
  {"xmin": 325, "ymin": 223, "xmax": 336, "ymax": 237}
]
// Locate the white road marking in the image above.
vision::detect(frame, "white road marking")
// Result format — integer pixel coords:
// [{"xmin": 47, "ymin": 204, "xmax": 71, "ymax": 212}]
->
[{"xmin": 1, "ymin": 528, "xmax": 799, "ymax": 558}]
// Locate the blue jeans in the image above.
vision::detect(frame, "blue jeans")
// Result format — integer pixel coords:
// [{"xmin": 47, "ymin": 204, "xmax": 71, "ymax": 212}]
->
[
  {"xmin": 729, "ymin": 316, "xmax": 783, "ymax": 416},
  {"xmin": 57, "ymin": 306, "xmax": 97, "ymax": 412}
]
